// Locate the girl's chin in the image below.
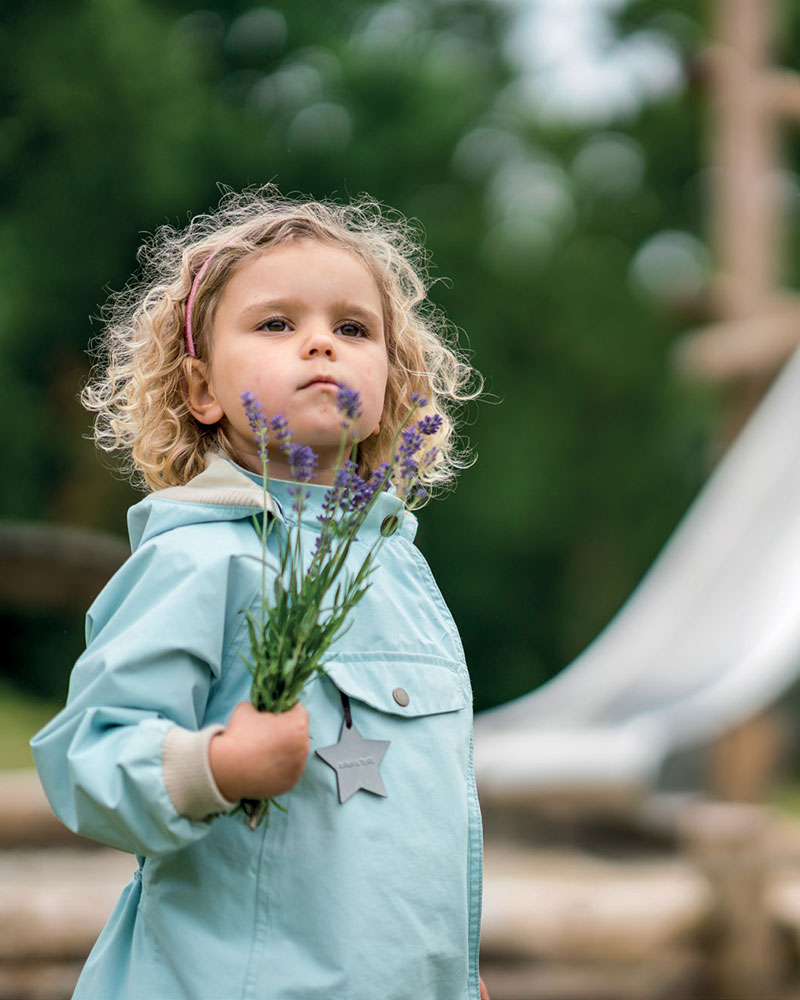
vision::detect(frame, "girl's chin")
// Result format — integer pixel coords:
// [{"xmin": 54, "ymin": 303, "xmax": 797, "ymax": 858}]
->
[{"xmin": 290, "ymin": 422, "xmax": 357, "ymax": 449}]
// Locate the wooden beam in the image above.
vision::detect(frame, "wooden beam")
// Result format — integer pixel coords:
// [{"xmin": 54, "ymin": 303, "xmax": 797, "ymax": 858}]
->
[
  {"xmin": 0, "ymin": 521, "xmax": 128, "ymax": 612},
  {"xmin": 765, "ymin": 69, "xmax": 800, "ymax": 123},
  {"xmin": 675, "ymin": 299, "xmax": 800, "ymax": 379}
]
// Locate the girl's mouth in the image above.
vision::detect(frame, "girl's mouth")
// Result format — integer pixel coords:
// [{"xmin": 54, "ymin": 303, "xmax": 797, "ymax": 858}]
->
[{"xmin": 301, "ymin": 377, "xmax": 338, "ymax": 390}]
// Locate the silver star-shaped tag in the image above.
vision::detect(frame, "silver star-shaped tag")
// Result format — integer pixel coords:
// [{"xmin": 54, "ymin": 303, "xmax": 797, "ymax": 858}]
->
[{"xmin": 315, "ymin": 715, "xmax": 390, "ymax": 803}]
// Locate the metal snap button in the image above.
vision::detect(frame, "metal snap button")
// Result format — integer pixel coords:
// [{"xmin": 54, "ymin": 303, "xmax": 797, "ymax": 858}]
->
[
  {"xmin": 380, "ymin": 515, "xmax": 399, "ymax": 537},
  {"xmin": 392, "ymin": 687, "xmax": 410, "ymax": 707}
]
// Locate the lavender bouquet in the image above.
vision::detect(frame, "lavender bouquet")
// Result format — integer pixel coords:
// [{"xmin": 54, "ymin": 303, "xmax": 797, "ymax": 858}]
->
[{"xmin": 236, "ymin": 385, "xmax": 440, "ymax": 828}]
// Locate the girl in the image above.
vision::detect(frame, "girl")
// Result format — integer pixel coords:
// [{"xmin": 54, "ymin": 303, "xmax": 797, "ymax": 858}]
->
[{"xmin": 32, "ymin": 188, "xmax": 489, "ymax": 1000}]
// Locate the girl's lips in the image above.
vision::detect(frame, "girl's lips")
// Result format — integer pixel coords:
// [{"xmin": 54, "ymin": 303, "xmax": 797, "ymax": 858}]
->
[{"xmin": 302, "ymin": 378, "xmax": 338, "ymax": 390}]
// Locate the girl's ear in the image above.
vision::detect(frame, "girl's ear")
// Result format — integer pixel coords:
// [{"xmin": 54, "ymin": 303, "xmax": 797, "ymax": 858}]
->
[{"xmin": 183, "ymin": 358, "xmax": 224, "ymax": 426}]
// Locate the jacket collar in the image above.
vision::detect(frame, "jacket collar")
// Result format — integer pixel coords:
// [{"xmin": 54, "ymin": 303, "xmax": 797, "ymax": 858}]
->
[
  {"xmin": 130, "ymin": 453, "xmax": 417, "ymax": 549},
  {"xmin": 155, "ymin": 453, "xmax": 276, "ymax": 513}
]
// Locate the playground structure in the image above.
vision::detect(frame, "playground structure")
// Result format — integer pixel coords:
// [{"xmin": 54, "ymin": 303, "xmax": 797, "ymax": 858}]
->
[
  {"xmin": 473, "ymin": 2, "xmax": 800, "ymax": 996},
  {"xmin": 476, "ymin": 0, "xmax": 800, "ymax": 812}
]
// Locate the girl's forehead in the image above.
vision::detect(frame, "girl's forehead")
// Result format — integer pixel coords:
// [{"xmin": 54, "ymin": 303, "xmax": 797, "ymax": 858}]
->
[
  {"xmin": 207, "ymin": 240, "xmax": 389, "ymax": 341},
  {"xmin": 222, "ymin": 239, "xmax": 385, "ymax": 307}
]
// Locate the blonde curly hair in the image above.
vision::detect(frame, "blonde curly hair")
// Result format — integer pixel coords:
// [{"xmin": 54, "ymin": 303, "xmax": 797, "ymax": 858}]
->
[{"xmin": 83, "ymin": 186, "xmax": 481, "ymax": 495}]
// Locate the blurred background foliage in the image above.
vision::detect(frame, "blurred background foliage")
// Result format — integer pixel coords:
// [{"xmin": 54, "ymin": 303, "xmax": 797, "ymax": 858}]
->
[{"xmin": 1, "ymin": 0, "xmax": 763, "ymax": 713}]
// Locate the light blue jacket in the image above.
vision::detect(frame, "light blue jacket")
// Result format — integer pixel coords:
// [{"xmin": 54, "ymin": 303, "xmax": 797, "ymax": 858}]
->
[{"xmin": 32, "ymin": 457, "xmax": 483, "ymax": 1000}]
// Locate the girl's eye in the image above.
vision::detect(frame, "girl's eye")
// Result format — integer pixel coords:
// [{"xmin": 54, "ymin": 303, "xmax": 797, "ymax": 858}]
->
[
  {"xmin": 336, "ymin": 321, "xmax": 368, "ymax": 338},
  {"xmin": 260, "ymin": 317, "xmax": 291, "ymax": 333}
]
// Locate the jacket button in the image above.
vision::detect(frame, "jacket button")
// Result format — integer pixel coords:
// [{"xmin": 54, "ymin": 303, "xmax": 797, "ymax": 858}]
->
[
  {"xmin": 381, "ymin": 515, "xmax": 399, "ymax": 537},
  {"xmin": 392, "ymin": 687, "xmax": 410, "ymax": 707}
]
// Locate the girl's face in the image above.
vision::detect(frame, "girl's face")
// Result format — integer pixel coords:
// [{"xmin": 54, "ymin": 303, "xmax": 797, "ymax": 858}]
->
[{"xmin": 186, "ymin": 239, "xmax": 389, "ymax": 484}]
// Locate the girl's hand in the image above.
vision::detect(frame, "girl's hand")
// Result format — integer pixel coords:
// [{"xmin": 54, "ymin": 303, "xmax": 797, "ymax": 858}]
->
[
  {"xmin": 209, "ymin": 701, "xmax": 310, "ymax": 802},
  {"xmin": 479, "ymin": 976, "xmax": 490, "ymax": 1000}
]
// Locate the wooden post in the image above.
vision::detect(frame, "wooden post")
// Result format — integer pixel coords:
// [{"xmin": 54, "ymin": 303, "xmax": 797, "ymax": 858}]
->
[
  {"xmin": 701, "ymin": 0, "xmax": 792, "ymax": 801},
  {"xmin": 708, "ymin": 0, "xmax": 779, "ymax": 325},
  {"xmin": 679, "ymin": 802, "xmax": 780, "ymax": 1000},
  {"xmin": 709, "ymin": 712, "xmax": 784, "ymax": 803}
]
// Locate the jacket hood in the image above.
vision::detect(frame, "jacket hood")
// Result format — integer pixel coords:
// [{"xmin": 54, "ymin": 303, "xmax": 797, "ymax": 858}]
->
[{"xmin": 128, "ymin": 454, "xmax": 274, "ymax": 551}]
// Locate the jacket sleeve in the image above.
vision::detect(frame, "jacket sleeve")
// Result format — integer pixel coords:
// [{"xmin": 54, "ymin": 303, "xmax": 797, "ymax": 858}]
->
[{"xmin": 31, "ymin": 528, "xmax": 244, "ymax": 857}]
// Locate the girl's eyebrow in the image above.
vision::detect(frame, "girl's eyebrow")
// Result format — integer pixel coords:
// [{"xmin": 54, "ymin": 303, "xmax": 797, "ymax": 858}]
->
[
  {"xmin": 329, "ymin": 300, "xmax": 384, "ymax": 329},
  {"xmin": 237, "ymin": 297, "xmax": 297, "ymax": 320},
  {"xmin": 238, "ymin": 298, "xmax": 383, "ymax": 329}
]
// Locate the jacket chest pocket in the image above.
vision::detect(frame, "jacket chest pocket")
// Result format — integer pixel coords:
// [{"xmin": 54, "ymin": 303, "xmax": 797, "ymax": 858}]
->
[
  {"xmin": 323, "ymin": 654, "xmax": 467, "ymax": 719},
  {"xmin": 307, "ymin": 654, "xmax": 470, "ymax": 807}
]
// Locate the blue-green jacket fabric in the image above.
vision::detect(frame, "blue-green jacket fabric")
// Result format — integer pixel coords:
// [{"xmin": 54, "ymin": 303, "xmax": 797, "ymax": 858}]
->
[{"xmin": 32, "ymin": 458, "xmax": 483, "ymax": 999}]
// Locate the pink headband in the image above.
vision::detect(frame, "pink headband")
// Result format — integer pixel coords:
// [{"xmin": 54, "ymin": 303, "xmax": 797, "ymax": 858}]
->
[{"xmin": 184, "ymin": 254, "xmax": 215, "ymax": 357}]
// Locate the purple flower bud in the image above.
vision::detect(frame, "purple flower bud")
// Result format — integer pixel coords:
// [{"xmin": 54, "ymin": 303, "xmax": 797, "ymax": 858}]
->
[
  {"xmin": 371, "ymin": 462, "xmax": 392, "ymax": 485},
  {"xmin": 334, "ymin": 460, "xmax": 357, "ymax": 491},
  {"xmin": 270, "ymin": 414, "xmax": 292, "ymax": 448},
  {"xmin": 336, "ymin": 384, "xmax": 363, "ymax": 422},
  {"xmin": 398, "ymin": 425, "xmax": 424, "ymax": 458},
  {"xmin": 241, "ymin": 391, "xmax": 269, "ymax": 463},
  {"xmin": 416, "ymin": 414, "xmax": 442, "ymax": 436},
  {"xmin": 241, "ymin": 391, "xmax": 265, "ymax": 431},
  {"xmin": 287, "ymin": 443, "xmax": 318, "ymax": 484},
  {"xmin": 287, "ymin": 483, "xmax": 312, "ymax": 512},
  {"xmin": 410, "ymin": 392, "xmax": 429, "ymax": 408},
  {"xmin": 350, "ymin": 472, "xmax": 373, "ymax": 511}
]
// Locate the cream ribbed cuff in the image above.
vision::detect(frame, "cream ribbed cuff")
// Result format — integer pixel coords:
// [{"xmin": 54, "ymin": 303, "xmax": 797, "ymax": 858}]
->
[{"xmin": 162, "ymin": 724, "xmax": 237, "ymax": 821}]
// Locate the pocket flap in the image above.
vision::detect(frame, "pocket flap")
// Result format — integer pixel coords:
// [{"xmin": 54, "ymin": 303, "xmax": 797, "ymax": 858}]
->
[{"xmin": 324, "ymin": 654, "xmax": 466, "ymax": 718}]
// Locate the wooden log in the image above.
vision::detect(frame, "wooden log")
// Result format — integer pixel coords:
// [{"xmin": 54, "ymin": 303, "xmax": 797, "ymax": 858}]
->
[
  {"xmin": 0, "ymin": 961, "xmax": 84, "ymax": 1000},
  {"xmin": 0, "ymin": 771, "xmax": 89, "ymax": 848},
  {"xmin": 0, "ymin": 521, "xmax": 127, "ymax": 612},
  {"xmin": 480, "ymin": 844, "xmax": 712, "ymax": 964},
  {"xmin": 480, "ymin": 955, "xmax": 705, "ymax": 1000},
  {"xmin": 0, "ymin": 848, "xmax": 134, "ymax": 962}
]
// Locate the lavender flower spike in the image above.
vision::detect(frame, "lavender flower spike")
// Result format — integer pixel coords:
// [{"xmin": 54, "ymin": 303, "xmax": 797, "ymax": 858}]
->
[
  {"xmin": 241, "ymin": 391, "xmax": 269, "ymax": 463},
  {"xmin": 399, "ymin": 424, "xmax": 424, "ymax": 458},
  {"xmin": 337, "ymin": 383, "xmax": 363, "ymax": 422},
  {"xmin": 270, "ymin": 414, "xmax": 292, "ymax": 448},
  {"xmin": 241, "ymin": 390, "xmax": 265, "ymax": 431},
  {"xmin": 417, "ymin": 414, "xmax": 443, "ymax": 436},
  {"xmin": 287, "ymin": 443, "xmax": 318, "ymax": 484}
]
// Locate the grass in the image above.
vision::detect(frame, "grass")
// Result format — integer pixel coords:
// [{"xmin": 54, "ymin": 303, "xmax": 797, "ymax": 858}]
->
[
  {"xmin": 0, "ymin": 679, "xmax": 61, "ymax": 770},
  {"xmin": 772, "ymin": 781, "xmax": 800, "ymax": 819}
]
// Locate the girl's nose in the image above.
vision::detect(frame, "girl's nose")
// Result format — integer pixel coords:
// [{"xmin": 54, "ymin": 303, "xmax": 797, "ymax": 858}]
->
[{"xmin": 300, "ymin": 325, "xmax": 338, "ymax": 360}]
